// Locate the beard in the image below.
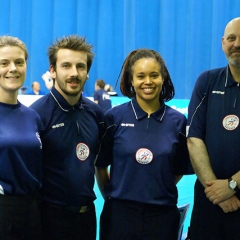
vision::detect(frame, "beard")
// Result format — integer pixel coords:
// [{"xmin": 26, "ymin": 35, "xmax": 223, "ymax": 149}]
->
[
  {"xmin": 227, "ymin": 48, "xmax": 240, "ymax": 67},
  {"xmin": 60, "ymin": 88, "xmax": 81, "ymax": 97},
  {"xmin": 55, "ymin": 77, "xmax": 84, "ymax": 97},
  {"xmin": 228, "ymin": 55, "xmax": 240, "ymax": 67}
]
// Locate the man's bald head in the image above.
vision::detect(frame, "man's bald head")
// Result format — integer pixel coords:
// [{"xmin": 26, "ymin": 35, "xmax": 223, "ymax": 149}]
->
[{"xmin": 222, "ymin": 17, "xmax": 240, "ymax": 67}]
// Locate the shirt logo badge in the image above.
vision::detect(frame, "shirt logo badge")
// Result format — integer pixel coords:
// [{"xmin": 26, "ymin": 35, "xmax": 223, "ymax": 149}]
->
[
  {"xmin": 222, "ymin": 115, "xmax": 239, "ymax": 131},
  {"xmin": 135, "ymin": 148, "xmax": 153, "ymax": 164},
  {"xmin": 76, "ymin": 143, "xmax": 90, "ymax": 161}
]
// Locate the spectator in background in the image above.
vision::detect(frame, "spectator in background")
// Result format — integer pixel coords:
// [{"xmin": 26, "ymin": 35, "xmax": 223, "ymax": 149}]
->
[
  {"xmin": 94, "ymin": 79, "xmax": 112, "ymax": 112},
  {"xmin": 29, "ymin": 81, "xmax": 45, "ymax": 95}
]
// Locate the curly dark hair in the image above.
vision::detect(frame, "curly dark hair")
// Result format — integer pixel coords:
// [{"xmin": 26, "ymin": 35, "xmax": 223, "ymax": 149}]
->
[{"xmin": 119, "ymin": 49, "xmax": 175, "ymax": 102}]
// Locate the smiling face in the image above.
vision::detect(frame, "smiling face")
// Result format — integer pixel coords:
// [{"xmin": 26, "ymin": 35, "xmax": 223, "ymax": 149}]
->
[
  {"xmin": 0, "ymin": 46, "xmax": 26, "ymax": 94},
  {"xmin": 50, "ymin": 49, "xmax": 89, "ymax": 104},
  {"xmin": 222, "ymin": 18, "xmax": 240, "ymax": 67},
  {"xmin": 131, "ymin": 58, "xmax": 164, "ymax": 107}
]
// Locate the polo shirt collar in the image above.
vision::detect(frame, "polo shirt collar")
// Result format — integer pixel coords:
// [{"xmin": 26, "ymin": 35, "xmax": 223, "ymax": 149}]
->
[
  {"xmin": 50, "ymin": 86, "xmax": 83, "ymax": 111},
  {"xmin": 131, "ymin": 97, "xmax": 166, "ymax": 121},
  {"xmin": 225, "ymin": 66, "xmax": 238, "ymax": 87}
]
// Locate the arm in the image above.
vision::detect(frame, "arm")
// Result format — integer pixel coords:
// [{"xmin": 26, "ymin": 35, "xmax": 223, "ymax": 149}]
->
[
  {"xmin": 218, "ymin": 195, "xmax": 240, "ymax": 213},
  {"xmin": 187, "ymin": 137, "xmax": 216, "ymax": 188},
  {"xmin": 205, "ymin": 171, "xmax": 240, "ymax": 204},
  {"xmin": 95, "ymin": 167, "xmax": 110, "ymax": 199},
  {"xmin": 188, "ymin": 137, "xmax": 239, "ymax": 206}
]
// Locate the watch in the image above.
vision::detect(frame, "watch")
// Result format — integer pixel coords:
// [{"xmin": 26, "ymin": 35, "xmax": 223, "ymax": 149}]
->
[{"xmin": 228, "ymin": 177, "xmax": 240, "ymax": 191}]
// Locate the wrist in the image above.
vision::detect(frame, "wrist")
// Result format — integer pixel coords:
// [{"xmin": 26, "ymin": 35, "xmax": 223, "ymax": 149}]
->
[{"xmin": 228, "ymin": 177, "xmax": 240, "ymax": 191}]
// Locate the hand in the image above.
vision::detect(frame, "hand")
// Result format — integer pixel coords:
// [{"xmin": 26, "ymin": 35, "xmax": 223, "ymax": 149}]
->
[
  {"xmin": 218, "ymin": 195, "xmax": 240, "ymax": 213},
  {"xmin": 205, "ymin": 179, "xmax": 235, "ymax": 204}
]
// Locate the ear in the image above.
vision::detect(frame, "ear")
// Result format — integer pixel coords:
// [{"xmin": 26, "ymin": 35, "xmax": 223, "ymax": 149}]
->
[
  {"xmin": 86, "ymin": 74, "xmax": 89, "ymax": 79},
  {"xmin": 222, "ymin": 36, "xmax": 225, "ymax": 51},
  {"xmin": 50, "ymin": 65, "xmax": 56, "ymax": 79}
]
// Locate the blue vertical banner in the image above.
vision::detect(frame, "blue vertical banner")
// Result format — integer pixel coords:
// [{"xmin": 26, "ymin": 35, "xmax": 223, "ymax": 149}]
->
[{"xmin": 0, "ymin": 0, "xmax": 239, "ymax": 98}]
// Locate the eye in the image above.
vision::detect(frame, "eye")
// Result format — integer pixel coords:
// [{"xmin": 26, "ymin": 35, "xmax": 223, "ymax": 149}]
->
[
  {"xmin": 0, "ymin": 61, "xmax": 8, "ymax": 67},
  {"xmin": 16, "ymin": 60, "xmax": 25, "ymax": 66},
  {"xmin": 151, "ymin": 73, "xmax": 159, "ymax": 78},
  {"xmin": 62, "ymin": 63, "xmax": 70, "ymax": 68},
  {"xmin": 136, "ymin": 74, "xmax": 144, "ymax": 79},
  {"xmin": 77, "ymin": 63, "xmax": 86, "ymax": 69},
  {"xmin": 227, "ymin": 36, "xmax": 236, "ymax": 41}
]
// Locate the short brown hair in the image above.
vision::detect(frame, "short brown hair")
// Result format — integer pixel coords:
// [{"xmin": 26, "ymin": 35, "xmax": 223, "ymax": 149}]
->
[
  {"xmin": 119, "ymin": 49, "xmax": 175, "ymax": 102},
  {"xmin": 0, "ymin": 36, "xmax": 28, "ymax": 61},
  {"xmin": 48, "ymin": 35, "xmax": 94, "ymax": 72},
  {"xmin": 96, "ymin": 79, "xmax": 106, "ymax": 89}
]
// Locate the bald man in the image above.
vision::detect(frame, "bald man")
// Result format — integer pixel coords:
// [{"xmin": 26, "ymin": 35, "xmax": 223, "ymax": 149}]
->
[
  {"xmin": 187, "ymin": 17, "xmax": 240, "ymax": 239},
  {"xmin": 29, "ymin": 81, "xmax": 45, "ymax": 95}
]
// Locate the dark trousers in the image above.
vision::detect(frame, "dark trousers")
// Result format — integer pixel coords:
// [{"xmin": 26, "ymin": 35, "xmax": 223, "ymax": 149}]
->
[
  {"xmin": 39, "ymin": 201, "xmax": 96, "ymax": 240},
  {"xmin": 190, "ymin": 179, "xmax": 240, "ymax": 240},
  {"xmin": 0, "ymin": 194, "xmax": 41, "ymax": 240},
  {"xmin": 100, "ymin": 198, "xmax": 180, "ymax": 240}
]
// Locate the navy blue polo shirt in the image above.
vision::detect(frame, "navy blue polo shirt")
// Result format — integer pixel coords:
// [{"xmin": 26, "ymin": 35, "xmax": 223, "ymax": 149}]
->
[
  {"xmin": 187, "ymin": 66, "xmax": 240, "ymax": 179},
  {"xmin": 93, "ymin": 89, "xmax": 112, "ymax": 113},
  {"xmin": 30, "ymin": 87, "xmax": 104, "ymax": 206},
  {"xmin": 0, "ymin": 102, "xmax": 42, "ymax": 195},
  {"xmin": 95, "ymin": 97, "xmax": 191, "ymax": 206}
]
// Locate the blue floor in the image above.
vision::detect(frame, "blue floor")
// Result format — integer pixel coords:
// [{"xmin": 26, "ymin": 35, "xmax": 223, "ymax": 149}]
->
[{"xmin": 94, "ymin": 174, "xmax": 196, "ymax": 240}]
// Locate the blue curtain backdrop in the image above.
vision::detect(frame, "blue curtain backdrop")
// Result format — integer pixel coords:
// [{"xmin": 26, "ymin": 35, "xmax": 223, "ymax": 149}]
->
[{"xmin": 0, "ymin": 0, "xmax": 239, "ymax": 98}]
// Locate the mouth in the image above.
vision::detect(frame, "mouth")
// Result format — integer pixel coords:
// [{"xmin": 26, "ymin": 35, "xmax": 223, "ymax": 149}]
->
[
  {"xmin": 67, "ymin": 79, "xmax": 80, "ymax": 87},
  {"xmin": 5, "ymin": 76, "xmax": 20, "ymax": 79},
  {"xmin": 141, "ymin": 87, "xmax": 155, "ymax": 94},
  {"xmin": 231, "ymin": 49, "xmax": 240, "ymax": 54}
]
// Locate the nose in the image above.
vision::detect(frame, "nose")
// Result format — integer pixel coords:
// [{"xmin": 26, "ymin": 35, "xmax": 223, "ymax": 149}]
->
[
  {"xmin": 70, "ymin": 66, "xmax": 78, "ymax": 77},
  {"xmin": 234, "ymin": 37, "xmax": 240, "ymax": 47},
  {"xmin": 9, "ymin": 62, "xmax": 17, "ymax": 72},
  {"xmin": 145, "ymin": 76, "xmax": 151, "ymax": 84}
]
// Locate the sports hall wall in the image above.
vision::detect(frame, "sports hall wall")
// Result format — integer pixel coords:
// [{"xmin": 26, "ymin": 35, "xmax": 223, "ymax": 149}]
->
[{"xmin": 0, "ymin": 0, "xmax": 239, "ymax": 98}]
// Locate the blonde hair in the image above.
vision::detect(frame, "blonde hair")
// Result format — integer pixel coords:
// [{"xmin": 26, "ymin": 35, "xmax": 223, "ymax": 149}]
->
[{"xmin": 0, "ymin": 36, "xmax": 28, "ymax": 60}]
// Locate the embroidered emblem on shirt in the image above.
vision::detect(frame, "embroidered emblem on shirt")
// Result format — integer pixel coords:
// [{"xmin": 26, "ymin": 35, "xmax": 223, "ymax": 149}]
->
[
  {"xmin": 121, "ymin": 123, "xmax": 134, "ymax": 127},
  {"xmin": 222, "ymin": 115, "xmax": 239, "ymax": 131},
  {"xmin": 135, "ymin": 148, "xmax": 153, "ymax": 164},
  {"xmin": 76, "ymin": 143, "xmax": 90, "ymax": 161}
]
